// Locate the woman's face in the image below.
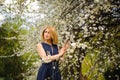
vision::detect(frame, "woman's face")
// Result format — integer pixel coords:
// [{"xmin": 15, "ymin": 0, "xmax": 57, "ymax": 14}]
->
[{"xmin": 43, "ymin": 28, "xmax": 51, "ymax": 41}]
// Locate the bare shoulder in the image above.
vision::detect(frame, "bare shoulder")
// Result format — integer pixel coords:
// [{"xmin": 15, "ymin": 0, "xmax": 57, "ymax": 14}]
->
[{"xmin": 36, "ymin": 43, "xmax": 42, "ymax": 48}]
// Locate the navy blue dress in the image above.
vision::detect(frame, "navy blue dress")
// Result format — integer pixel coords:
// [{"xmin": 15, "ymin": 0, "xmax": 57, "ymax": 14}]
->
[{"xmin": 37, "ymin": 42, "xmax": 61, "ymax": 80}]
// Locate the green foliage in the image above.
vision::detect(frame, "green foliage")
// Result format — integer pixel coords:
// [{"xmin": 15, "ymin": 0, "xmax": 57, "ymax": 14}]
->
[
  {"xmin": 82, "ymin": 49, "xmax": 105, "ymax": 80},
  {"xmin": 0, "ymin": 17, "xmax": 35, "ymax": 80}
]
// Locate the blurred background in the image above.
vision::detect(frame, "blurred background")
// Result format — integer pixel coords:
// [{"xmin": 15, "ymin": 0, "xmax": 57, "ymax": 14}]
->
[{"xmin": 0, "ymin": 0, "xmax": 120, "ymax": 80}]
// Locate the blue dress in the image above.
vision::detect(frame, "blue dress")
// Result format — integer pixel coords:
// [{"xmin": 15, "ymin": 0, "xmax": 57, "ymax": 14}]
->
[{"xmin": 37, "ymin": 42, "xmax": 61, "ymax": 80}]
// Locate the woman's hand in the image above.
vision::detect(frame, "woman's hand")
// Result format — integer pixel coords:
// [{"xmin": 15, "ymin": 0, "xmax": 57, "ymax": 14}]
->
[
  {"xmin": 63, "ymin": 40, "xmax": 70, "ymax": 51},
  {"xmin": 59, "ymin": 40, "xmax": 70, "ymax": 56},
  {"xmin": 59, "ymin": 47, "xmax": 66, "ymax": 56}
]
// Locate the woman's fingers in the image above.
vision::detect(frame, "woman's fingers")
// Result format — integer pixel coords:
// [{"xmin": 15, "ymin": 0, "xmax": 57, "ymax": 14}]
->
[{"xmin": 65, "ymin": 41, "xmax": 70, "ymax": 49}]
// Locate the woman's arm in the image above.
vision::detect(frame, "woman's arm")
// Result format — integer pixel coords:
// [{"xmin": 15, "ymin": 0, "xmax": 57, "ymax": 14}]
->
[
  {"xmin": 37, "ymin": 43, "xmax": 65, "ymax": 63},
  {"xmin": 59, "ymin": 40, "xmax": 70, "ymax": 61}
]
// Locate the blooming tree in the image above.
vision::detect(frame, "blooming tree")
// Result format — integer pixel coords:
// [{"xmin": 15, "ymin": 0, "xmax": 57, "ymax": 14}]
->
[
  {"xmin": 0, "ymin": 0, "xmax": 120, "ymax": 80},
  {"xmin": 58, "ymin": 0, "xmax": 120, "ymax": 80}
]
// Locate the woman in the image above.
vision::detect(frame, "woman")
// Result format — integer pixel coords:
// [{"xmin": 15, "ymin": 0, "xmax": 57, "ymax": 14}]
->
[{"xmin": 36, "ymin": 26, "xmax": 70, "ymax": 80}]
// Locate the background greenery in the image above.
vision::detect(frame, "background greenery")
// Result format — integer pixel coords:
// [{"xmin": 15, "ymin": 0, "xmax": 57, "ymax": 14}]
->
[{"xmin": 0, "ymin": 0, "xmax": 120, "ymax": 80}]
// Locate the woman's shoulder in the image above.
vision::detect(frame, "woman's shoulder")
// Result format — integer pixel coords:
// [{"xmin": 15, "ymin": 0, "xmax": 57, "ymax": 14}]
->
[
  {"xmin": 36, "ymin": 42, "xmax": 43, "ymax": 47},
  {"xmin": 37, "ymin": 42, "xmax": 48, "ymax": 47}
]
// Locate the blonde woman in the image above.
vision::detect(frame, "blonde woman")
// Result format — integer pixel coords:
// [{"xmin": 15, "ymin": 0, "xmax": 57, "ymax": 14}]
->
[{"xmin": 37, "ymin": 26, "xmax": 70, "ymax": 80}]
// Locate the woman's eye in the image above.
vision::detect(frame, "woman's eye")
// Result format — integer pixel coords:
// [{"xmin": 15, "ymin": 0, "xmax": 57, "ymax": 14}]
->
[
  {"xmin": 44, "ymin": 31, "xmax": 49, "ymax": 33},
  {"xmin": 44, "ymin": 31, "xmax": 47, "ymax": 33}
]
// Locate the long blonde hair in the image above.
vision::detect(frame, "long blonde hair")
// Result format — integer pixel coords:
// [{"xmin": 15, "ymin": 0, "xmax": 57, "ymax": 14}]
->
[{"xmin": 41, "ymin": 26, "xmax": 58, "ymax": 44}]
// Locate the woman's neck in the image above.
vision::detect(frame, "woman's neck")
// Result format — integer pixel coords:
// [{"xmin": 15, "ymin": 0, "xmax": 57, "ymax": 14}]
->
[{"xmin": 44, "ymin": 40, "xmax": 52, "ymax": 45}]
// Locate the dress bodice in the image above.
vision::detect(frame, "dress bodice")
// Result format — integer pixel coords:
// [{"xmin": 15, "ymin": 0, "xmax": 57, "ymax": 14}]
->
[
  {"xmin": 37, "ymin": 42, "xmax": 61, "ymax": 80},
  {"xmin": 41, "ymin": 42, "xmax": 58, "ymax": 56}
]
